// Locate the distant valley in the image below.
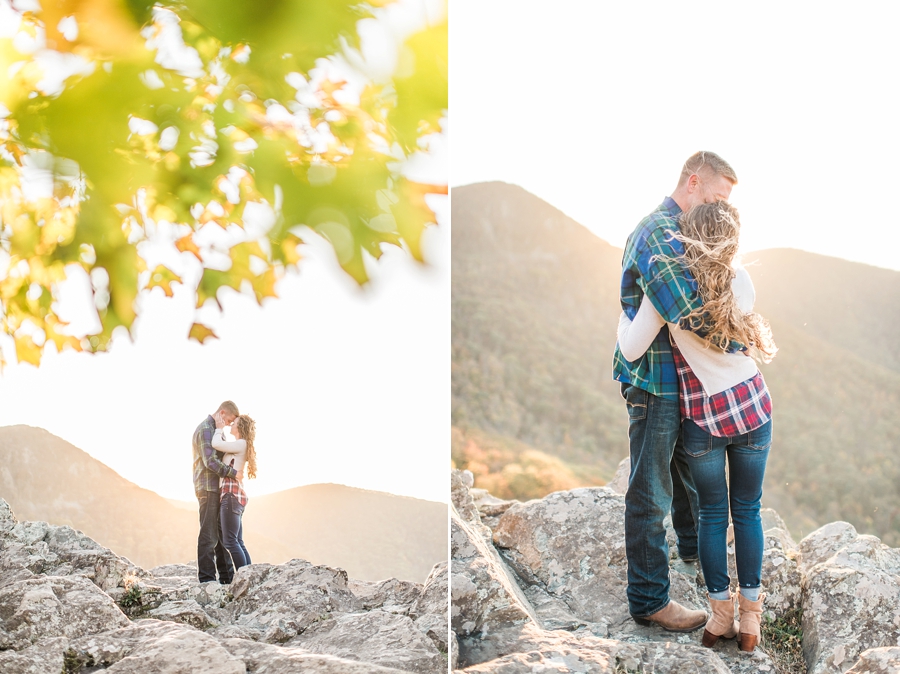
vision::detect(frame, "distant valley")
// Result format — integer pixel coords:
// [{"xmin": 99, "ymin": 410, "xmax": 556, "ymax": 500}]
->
[
  {"xmin": 451, "ymin": 181, "xmax": 900, "ymax": 546},
  {"xmin": 0, "ymin": 425, "xmax": 447, "ymax": 582}
]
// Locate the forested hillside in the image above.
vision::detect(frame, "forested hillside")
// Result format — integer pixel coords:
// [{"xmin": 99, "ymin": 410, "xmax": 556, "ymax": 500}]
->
[{"xmin": 451, "ymin": 181, "xmax": 900, "ymax": 546}]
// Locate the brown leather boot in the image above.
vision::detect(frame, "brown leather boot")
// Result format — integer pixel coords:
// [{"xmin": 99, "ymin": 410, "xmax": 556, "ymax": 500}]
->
[
  {"xmin": 701, "ymin": 593, "xmax": 739, "ymax": 647},
  {"xmin": 633, "ymin": 600, "xmax": 708, "ymax": 632},
  {"xmin": 738, "ymin": 592, "xmax": 765, "ymax": 652}
]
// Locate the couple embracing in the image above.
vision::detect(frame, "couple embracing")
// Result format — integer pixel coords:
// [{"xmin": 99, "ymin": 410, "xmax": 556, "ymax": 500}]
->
[
  {"xmin": 614, "ymin": 151, "xmax": 778, "ymax": 652},
  {"xmin": 191, "ymin": 401, "xmax": 258, "ymax": 585}
]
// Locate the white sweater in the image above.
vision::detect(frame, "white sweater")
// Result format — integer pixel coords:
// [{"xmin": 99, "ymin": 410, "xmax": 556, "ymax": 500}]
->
[
  {"xmin": 617, "ymin": 266, "xmax": 759, "ymax": 397},
  {"xmin": 212, "ymin": 429, "xmax": 247, "ymax": 477}
]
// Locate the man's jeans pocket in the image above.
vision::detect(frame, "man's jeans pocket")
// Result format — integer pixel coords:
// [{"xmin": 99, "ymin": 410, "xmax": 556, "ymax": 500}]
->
[{"xmin": 623, "ymin": 384, "xmax": 648, "ymax": 421}]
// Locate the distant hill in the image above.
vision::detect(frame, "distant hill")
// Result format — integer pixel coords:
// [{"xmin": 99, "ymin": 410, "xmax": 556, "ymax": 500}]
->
[
  {"xmin": 0, "ymin": 425, "xmax": 447, "ymax": 582},
  {"xmin": 451, "ymin": 181, "xmax": 900, "ymax": 546}
]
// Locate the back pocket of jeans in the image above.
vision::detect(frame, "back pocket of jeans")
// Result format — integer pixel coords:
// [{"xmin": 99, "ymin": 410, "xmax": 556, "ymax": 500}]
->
[{"xmin": 624, "ymin": 386, "xmax": 648, "ymax": 421}]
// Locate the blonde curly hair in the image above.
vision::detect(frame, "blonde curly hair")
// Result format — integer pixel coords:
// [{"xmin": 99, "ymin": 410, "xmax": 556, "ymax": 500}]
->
[
  {"xmin": 232, "ymin": 414, "xmax": 257, "ymax": 479},
  {"xmin": 675, "ymin": 201, "xmax": 777, "ymax": 363}
]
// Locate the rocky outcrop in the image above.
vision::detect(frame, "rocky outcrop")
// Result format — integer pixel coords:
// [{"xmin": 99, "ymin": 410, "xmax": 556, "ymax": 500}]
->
[
  {"xmin": 798, "ymin": 522, "xmax": 900, "ymax": 674},
  {"xmin": 0, "ymin": 499, "xmax": 447, "ymax": 673},
  {"xmin": 451, "ymin": 468, "xmax": 900, "ymax": 674}
]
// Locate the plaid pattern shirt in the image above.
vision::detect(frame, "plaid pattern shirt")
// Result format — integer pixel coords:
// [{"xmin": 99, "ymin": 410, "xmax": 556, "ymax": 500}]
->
[
  {"xmin": 613, "ymin": 198, "xmax": 704, "ymax": 400},
  {"xmin": 192, "ymin": 415, "xmax": 237, "ymax": 494},
  {"xmin": 220, "ymin": 460, "xmax": 248, "ymax": 507},
  {"xmin": 672, "ymin": 340, "xmax": 772, "ymax": 437}
]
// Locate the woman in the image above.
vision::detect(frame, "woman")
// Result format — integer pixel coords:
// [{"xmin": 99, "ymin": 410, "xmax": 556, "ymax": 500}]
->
[
  {"xmin": 212, "ymin": 414, "xmax": 257, "ymax": 571},
  {"xmin": 617, "ymin": 200, "xmax": 777, "ymax": 652}
]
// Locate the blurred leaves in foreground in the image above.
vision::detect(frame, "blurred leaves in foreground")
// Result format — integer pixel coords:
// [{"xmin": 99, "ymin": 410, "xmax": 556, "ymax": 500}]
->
[{"xmin": 0, "ymin": 0, "xmax": 447, "ymax": 366}]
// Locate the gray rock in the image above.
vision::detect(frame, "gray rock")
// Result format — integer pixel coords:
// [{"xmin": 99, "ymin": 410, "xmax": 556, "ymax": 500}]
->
[
  {"xmin": 450, "ymin": 505, "xmax": 537, "ymax": 654},
  {"xmin": 458, "ymin": 623, "xmax": 734, "ymax": 674},
  {"xmin": 288, "ymin": 609, "xmax": 446, "ymax": 673},
  {"xmin": 221, "ymin": 637, "xmax": 411, "ymax": 673},
  {"xmin": 470, "ymin": 489, "xmax": 518, "ymax": 531},
  {"xmin": 147, "ymin": 599, "xmax": 217, "ymax": 630},
  {"xmin": 65, "ymin": 619, "xmax": 244, "ymax": 673},
  {"xmin": 226, "ymin": 559, "xmax": 356, "ymax": 642},
  {"xmin": 846, "ymin": 647, "xmax": 900, "ymax": 673},
  {"xmin": 411, "ymin": 561, "xmax": 450, "ymax": 653},
  {"xmin": 492, "ymin": 487, "xmax": 704, "ymax": 632},
  {"xmin": 799, "ymin": 523, "xmax": 900, "ymax": 674},
  {"xmin": 452, "ymin": 469, "xmax": 486, "ymax": 531},
  {"xmin": 349, "ymin": 576, "xmax": 423, "ymax": 614},
  {"xmin": 0, "ymin": 636, "xmax": 67, "ymax": 674},
  {"xmin": 0, "ymin": 575, "xmax": 129, "ymax": 650},
  {"xmin": 798, "ymin": 521, "xmax": 860, "ymax": 574},
  {"xmin": 0, "ymin": 513, "xmax": 141, "ymax": 592},
  {"xmin": 147, "ymin": 564, "xmax": 197, "ymax": 578},
  {"xmin": 606, "ymin": 456, "xmax": 631, "ymax": 495}
]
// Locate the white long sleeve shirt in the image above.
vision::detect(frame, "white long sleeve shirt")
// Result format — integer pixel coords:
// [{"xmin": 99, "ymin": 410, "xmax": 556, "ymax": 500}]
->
[
  {"xmin": 212, "ymin": 429, "xmax": 247, "ymax": 476},
  {"xmin": 617, "ymin": 265, "xmax": 760, "ymax": 397}
]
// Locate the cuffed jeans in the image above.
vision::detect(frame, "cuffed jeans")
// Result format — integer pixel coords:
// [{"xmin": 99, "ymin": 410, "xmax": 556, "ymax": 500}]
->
[
  {"xmin": 197, "ymin": 491, "xmax": 234, "ymax": 584},
  {"xmin": 220, "ymin": 492, "xmax": 251, "ymax": 571},
  {"xmin": 622, "ymin": 383, "xmax": 700, "ymax": 618},
  {"xmin": 682, "ymin": 418, "xmax": 772, "ymax": 594}
]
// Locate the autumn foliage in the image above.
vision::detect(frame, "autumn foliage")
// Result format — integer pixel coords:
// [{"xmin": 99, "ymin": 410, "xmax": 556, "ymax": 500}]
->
[{"xmin": 0, "ymin": 0, "xmax": 447, "ymax": 366}]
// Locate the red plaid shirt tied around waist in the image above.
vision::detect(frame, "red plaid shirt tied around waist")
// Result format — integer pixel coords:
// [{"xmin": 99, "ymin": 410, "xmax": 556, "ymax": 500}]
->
[
  {"xmin": 672, "ymin": 340, "xmax": 772, "ymax": 437},
  {"xmin": 220, "ymin": 458, "xmax": 248, "ymax": 507}
]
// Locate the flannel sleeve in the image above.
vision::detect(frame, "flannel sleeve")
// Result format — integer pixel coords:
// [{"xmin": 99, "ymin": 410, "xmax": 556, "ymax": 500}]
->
[
  {"xmin": 199, "ymin": 425, "xmax": 237, "ymax": 478},
  {"xmin": 636, "ymin": 223, "xmax": 703, "ymax": 324}
]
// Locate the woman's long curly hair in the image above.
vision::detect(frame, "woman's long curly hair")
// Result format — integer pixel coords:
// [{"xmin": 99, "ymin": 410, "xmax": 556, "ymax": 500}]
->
[
  {"xmin": 675, "ymin": 201, "xmax": 778, "ymax": 363},
  {"xmin": 232, "ymin": 414, "xmax": 257, "ymax": 479}
]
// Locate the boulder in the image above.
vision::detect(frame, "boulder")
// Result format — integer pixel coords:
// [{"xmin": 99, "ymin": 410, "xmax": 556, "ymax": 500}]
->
[
  {"xmin": 64, "ymin": 619, "xmax": 244, "ymax": 673},
  {"xmin": 846, "ymin": 647, "xmax": 900, "ymax": 673},
  {"xmin": 288, "ymin": 609, "xmax": 446, "ymax": 673},
  {"xmin": 226, "ymin": 559, "xmax": 356, "ymax": 642},
  {"xmin": 0, "ymin": 575, "xmax": 129, "ymax": 651},
  {"xmin": 469, "ymin": 488, "xmax": 518, "ymax": 531},
  {"xmin": 147, "ymin": 599, "xmax": 217, "ymax": 630},
  {"xmin": 220, "ymin": 637, "xmax": 411, "ymax": 673},
  {"xmin": 491, "ymin": 487, "xmax": 704, "ymax": 631},
  {"xmin": 458, "ymin": 623, "xmax": 734, "ymax": 674},
  {"xmin": 606, "ymin": 457, "xmax": 631, "ymax": 495},
  {"xmin": 349, "ymin": 576, "xmax": 423, "ymax": 614},
  {"xmin": 798, "ymin": 523, "xmax": 900, "ymax": 674},
  {"xmin": 451, "ymin": 504, "xmax": 538, "ymax": 667},
  {"xmin": 0, "ymin": 636, "xmax": 67, "ymax": 674},
  {"xmin": 410, "ymin": 561, "xmax": 450, "ymax": 653},
  {"xmin": 0, "ymin": 510, "xmax": 141, "ymax": 592}
]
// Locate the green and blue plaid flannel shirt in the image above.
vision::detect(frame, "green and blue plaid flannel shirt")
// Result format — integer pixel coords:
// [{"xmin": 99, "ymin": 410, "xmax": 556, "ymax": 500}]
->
[
  {"xmin": 192, "ymin": 415, "xmax": 237, "ymax": 494},
  {"xmin": 612, "ymin": 197, "xmax": 704, "ymax": 400}
]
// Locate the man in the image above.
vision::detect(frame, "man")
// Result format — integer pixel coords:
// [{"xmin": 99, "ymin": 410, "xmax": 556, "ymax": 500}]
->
[
  {"xmin": 193, "ymin": 400, "xmax": 244, "ymax": 584},
  {"xmin": 613, "ymin": 151, "xmax": 738, "ymax": 631}
]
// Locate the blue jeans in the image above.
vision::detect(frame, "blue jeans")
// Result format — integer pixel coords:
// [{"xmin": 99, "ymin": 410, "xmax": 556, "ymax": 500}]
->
[
  {"xmin": 682, "ymin": 418, "xmax": 772, "ymax": 594},
  {"xmin": 622, "ymin": 384, "xmax": 700, "ymax": 617},
  {"xmin": 197, "ymin": 491, "xmax": 234, "ymax": 584},
  {"xmin": 219, "ymin": 493, "xmax": 251, "ymax": 571}
]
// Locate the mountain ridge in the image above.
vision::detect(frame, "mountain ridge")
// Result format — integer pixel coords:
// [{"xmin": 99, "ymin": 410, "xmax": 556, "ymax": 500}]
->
[
  {"xmin": 0, "ymin": 424, "xmax": 447, "ymax": 582},
  {"xmin": 451, "ymin": 180, "xmax": 900, "ymax": 546}
]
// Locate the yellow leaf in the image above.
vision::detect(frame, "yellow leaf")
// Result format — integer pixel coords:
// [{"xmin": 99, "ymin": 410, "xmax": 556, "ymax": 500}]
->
[
  {"xmin": 281, "ymin": 233, "xmax": 303, "ymax": 265},
  {"xmin": 189, "ymin": 322, "xmax": 218, "ymax": 344},
  {"xmin": 175, "ymin": 234, "xmax": 203, "ymax": 261},
  {"xmin": 14, "ymin": 333, "xmax": 41, "ymax": 366},
  {"xmin": 147, "ymin": 264, "xmax": 182, "ymax": 298}
]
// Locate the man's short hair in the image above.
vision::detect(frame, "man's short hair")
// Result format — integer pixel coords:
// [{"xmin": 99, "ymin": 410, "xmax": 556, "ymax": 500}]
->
[
  {"xmin": 678, "ymin": 151, "xmax": 738, "ymax": 186},
  {"xmin": 217, "ymin": 400, "xmax": 239, "ymax": 416}
]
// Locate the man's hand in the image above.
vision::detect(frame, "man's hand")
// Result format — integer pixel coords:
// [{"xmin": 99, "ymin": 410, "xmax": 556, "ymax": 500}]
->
[{"xmin": 235, "ymin": 470, "xmax": 244, "ymax": 482}]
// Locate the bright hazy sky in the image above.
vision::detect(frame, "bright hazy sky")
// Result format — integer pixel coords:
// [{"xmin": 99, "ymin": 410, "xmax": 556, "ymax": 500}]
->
[
  {"xmin": 0, "ymin": 0, "xmax": 449, "ymax": 504},
  {"xmin": 451, "ymin": 1, "xmax": 900, "ymax": 272}
]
